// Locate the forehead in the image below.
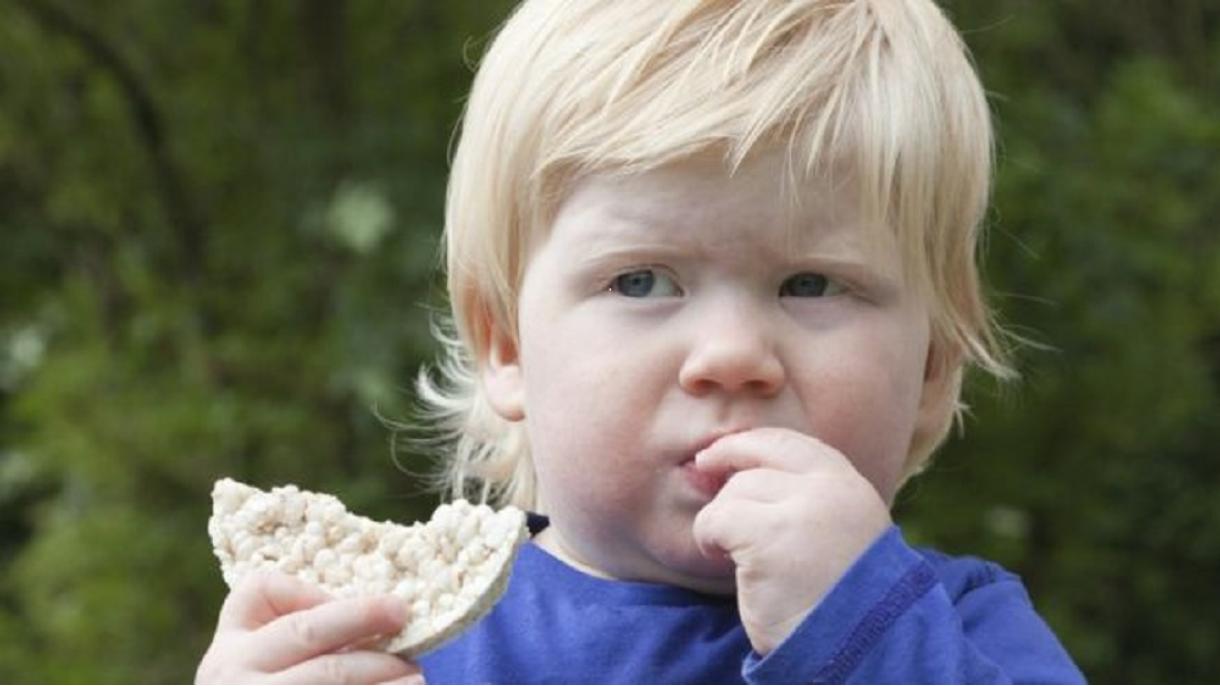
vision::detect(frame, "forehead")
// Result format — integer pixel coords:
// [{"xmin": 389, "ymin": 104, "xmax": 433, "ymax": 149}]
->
[{"xmin": 545, "ymin": 153, "xmax": 896, "ymax": 266}]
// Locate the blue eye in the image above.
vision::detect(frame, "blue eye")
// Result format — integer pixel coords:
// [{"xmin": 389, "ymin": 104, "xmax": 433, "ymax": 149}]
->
[
  {"xmin": 779, "ymin": 272, "xmax": 839, "ymax": 297},
  {"xmin": 609, "ymin": 269, "xmax": 681, "ymax": 298}
]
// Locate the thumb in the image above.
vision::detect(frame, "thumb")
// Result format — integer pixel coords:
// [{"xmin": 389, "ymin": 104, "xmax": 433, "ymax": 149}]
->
[{"xmin": 217, "ymin": 570, "xmax": 332, "ymax": 631}]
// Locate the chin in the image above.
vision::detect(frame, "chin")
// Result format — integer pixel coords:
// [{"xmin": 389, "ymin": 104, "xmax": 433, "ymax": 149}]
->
[{"xmin": 650, "ymin": 542, "xmax": 738, "ymax": 595}]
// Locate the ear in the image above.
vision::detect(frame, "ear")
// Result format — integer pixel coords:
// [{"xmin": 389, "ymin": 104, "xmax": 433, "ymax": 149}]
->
[
  {"xmin": 481, "ymin": 320, "xmax": 526, "ymax": 422},
  {"xmin": 910, "ymin": 340, "xmax": 961, "ymax": 458}
]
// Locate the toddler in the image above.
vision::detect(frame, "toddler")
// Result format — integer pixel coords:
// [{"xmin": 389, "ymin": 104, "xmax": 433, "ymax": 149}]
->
[{"xmin": 197, "ymin": 0, "xmax": 1085, "ymax": 682}]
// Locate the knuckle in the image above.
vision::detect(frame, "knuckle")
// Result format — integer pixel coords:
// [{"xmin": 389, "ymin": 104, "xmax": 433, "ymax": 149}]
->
[
  {"xmin": 243, "ymin": 569, "xmax": 282, "ymax": 594},
  {"xmin": 692, "ymin": 501, "xmax": 722, "ymax": 537},
  {"xmin": 774, "ymin": 429, "xmax": 809, "ymax": 457},
  {"xmin": 691, "ymin": 508, "xmax": 710, "ymax": 539},
  {"xmin": 318, "ymin": 654, "xmax": 352, "ymax": 684},
  {"xmin": 287, "ymin": 613, "xmax": 322, "ymax": 652}
]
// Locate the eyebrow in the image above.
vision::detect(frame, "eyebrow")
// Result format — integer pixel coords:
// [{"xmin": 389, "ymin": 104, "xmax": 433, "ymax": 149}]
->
[
  {"xmin": 560, "ymin": 194, "xmax": 903, "ymax": 287},
  {"xmin": 574, "ymin": 236, "xmax": 900, "ymax": 292}
]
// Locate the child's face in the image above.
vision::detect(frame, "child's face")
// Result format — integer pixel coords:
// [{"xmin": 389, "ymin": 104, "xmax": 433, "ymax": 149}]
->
[{"xmin": 484, "ymin": 152, "xmax": 942, "ymax": 591}]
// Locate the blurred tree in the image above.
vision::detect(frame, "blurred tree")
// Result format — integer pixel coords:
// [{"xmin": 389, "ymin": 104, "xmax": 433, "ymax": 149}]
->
[
  {"xmin": 0, "ymin": 0, "xmax": 1216, "ymax": 682},
  {"xmin": 0, "ymin": 0, "xmax": 514, "ymax": 680},
  {"xmin": 897, "ymin": 2, "xmax": 1220, "ymax": 682}
]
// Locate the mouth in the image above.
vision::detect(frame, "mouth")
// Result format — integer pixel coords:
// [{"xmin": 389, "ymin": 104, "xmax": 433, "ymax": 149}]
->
[
  {"xmin": 679, "ymin": 458, "xmax": 729, "ymax": 498},
  {"xmin": 673, "ymin": 428, "xmax": 747, "ymax": 499}
]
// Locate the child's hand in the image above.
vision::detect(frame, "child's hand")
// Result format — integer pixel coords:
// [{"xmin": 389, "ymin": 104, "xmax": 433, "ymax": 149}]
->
[
  {"xmin": 195, "ymin": 570, "xmax": 424, "ymax": 684},
  {"xmin": 691, "ymin": 427, "xmax": 892, "ymax": 656}
]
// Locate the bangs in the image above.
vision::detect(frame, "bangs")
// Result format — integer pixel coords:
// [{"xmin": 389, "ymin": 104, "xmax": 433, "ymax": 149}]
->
[{"xmin": 524, "ymin": 0, "xmax": 995, "ymax": 338}]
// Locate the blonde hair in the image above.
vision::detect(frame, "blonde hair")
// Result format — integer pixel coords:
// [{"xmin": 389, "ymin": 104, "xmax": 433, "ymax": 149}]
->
[{"xmin": 417, "ymin": 0, "xmax": 1014, "ymax": 509}]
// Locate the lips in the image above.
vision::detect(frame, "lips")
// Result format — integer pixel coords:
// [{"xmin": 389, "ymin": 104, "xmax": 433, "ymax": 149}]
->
[
  {"xmin": 681, "ymin": 460, "xmax": 728, "ymax": 498},
  {"xmin": 675, "ymin": 429, "xmax": 745, "ymax": 498}
]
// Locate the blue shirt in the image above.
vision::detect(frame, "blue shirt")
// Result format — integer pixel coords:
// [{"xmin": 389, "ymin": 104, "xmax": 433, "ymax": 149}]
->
[{"xmin": 419, "ymin": 525, "xmax": 1085, "ymax": 683}]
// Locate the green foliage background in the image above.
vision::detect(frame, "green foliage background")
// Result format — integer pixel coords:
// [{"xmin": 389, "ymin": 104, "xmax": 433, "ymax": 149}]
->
[{"xmin": 1, "ymin": 1, "xmax": 1217, "ymax": 682}]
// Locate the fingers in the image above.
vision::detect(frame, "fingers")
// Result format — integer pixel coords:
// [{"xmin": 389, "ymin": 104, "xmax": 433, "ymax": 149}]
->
[
  {"xmin": 691, "ymin": 455, "xmax": 801, "ymax": 561},
  {"xmin": 202, "ymin": 572, "xmax": 419, "ymax": 684},
  {"xmin": 692, "ymin": 468, "xmax": 786, "ymax": 560},
  {"xmin": 694, "ymin": 427, "xmax": 847, "ymax": 476},
  {"xmin": 274, "ymin": 651, "xmax": 421, "ymax": 685},
  {"xmin": 691, "ymin": 444, "xmax": 834, "ymax": 562},
  {"xmin": 251, "ymin": 594, "xmax": 409, "ymax": 672},
  {"xmin": 691, "ymin": 431, "xmax": 891, "ymax": 564},
  {"xmin": 716, "ymin": 467, "xmax": 791, "ymax": 504},
  {"xmin": 218, "ymin": 570, "xmax": 334, "ymax": 632},
  {"xmin": 692, "ymin": 493, "xmax": 781, "ymax": 561},
  {"xmin": 379, "ymin": 668, "xmax": 427, "ymax": 686}
]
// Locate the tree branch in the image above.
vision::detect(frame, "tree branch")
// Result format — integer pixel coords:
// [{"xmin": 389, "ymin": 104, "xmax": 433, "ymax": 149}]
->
[{"xmin": 14, "ymin": 0, "xmax": 210, "ymax": 311}]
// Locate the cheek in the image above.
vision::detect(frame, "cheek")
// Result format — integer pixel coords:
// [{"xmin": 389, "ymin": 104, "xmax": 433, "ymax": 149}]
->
[
  {"xmin": 804, "ymin": 341, "xmax": 927, "ymax": 494},
  {"xmin": 519, "ymin": 305, "xmax": 672, "ymax": 420},
  {"xmin": 517, "ymin": 321, "xmax": 669, "ymax": 503},
  {"xmin": 526, "ymin": 401, "xmax": 657, "ymax": 530}
]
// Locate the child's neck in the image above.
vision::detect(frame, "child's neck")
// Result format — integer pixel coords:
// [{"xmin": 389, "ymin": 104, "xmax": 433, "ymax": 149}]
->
[{"xmin": 533, "ymin": 527, "xmax": 618, "ymax": 580}]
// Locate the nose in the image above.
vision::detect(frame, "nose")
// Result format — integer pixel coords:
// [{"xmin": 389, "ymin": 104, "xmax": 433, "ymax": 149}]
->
[{"xmin": 678, "ymin": 304, "xmax": 786, "ymax": 398}]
